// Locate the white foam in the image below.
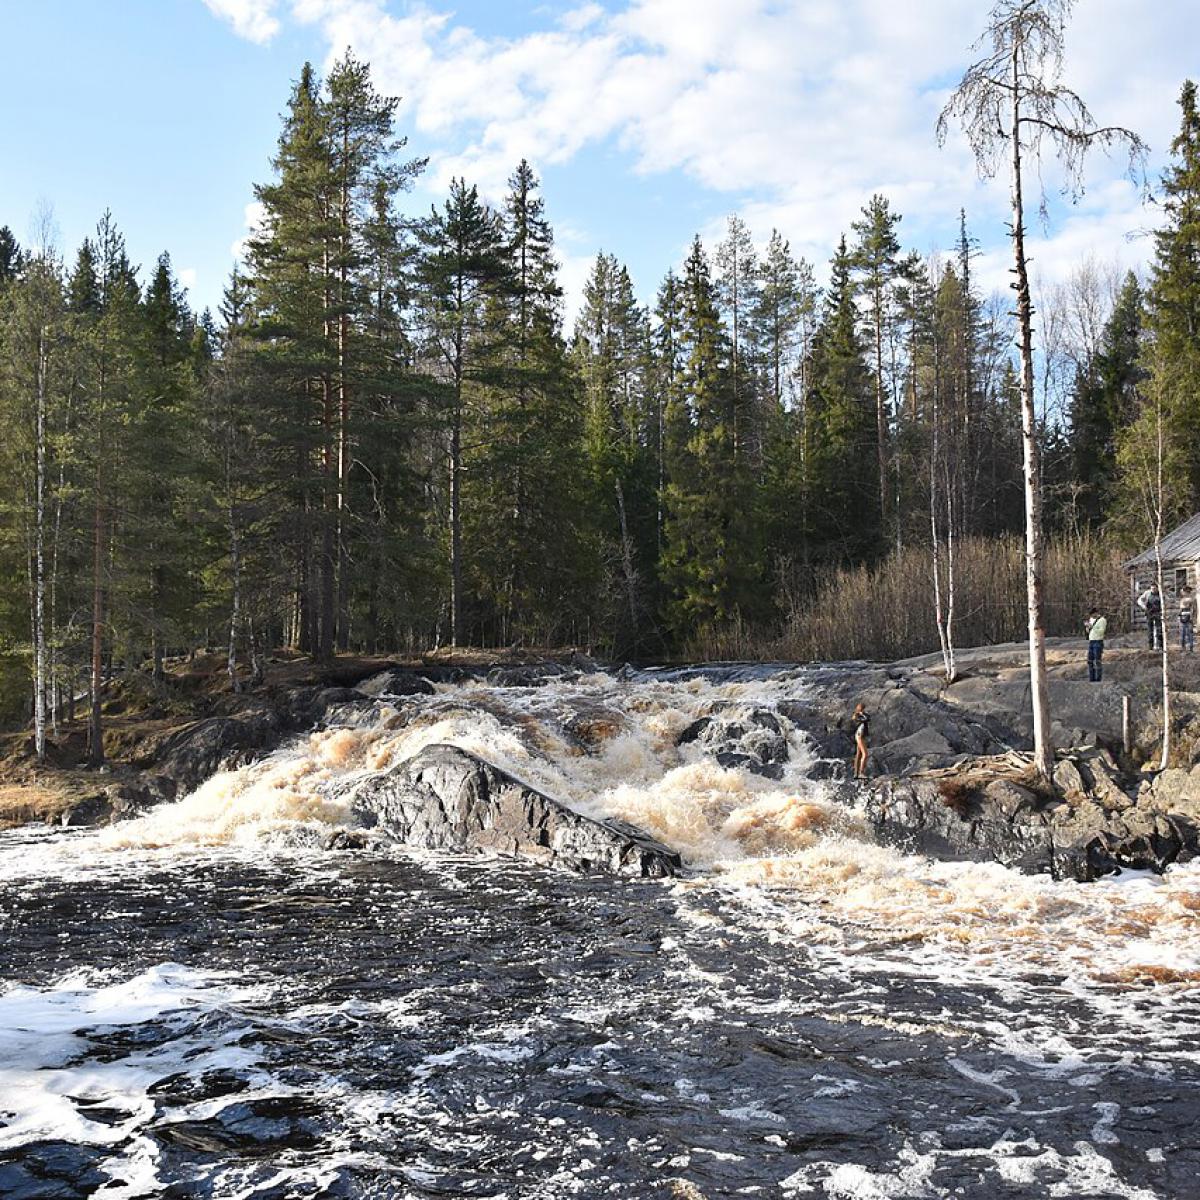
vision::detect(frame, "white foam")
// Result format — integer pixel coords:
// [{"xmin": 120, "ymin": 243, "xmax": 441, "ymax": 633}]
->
[{"xmin": 0, "ymin": 964, "xmax": 267, "ymax": 1162}]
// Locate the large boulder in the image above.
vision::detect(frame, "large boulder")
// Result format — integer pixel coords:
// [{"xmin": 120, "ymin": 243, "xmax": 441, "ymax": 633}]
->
[
  {"xmin": 857, "ymin": 776, "xmax": 1063, "ymax": 876},
  {"xmin": 874, "ymin": 727, "xmax": 956, "ymax": 774},
  {"xmin": 854, "ymin": 768, "xmax": 1200, "ymax": 882},
  {"xmin": 349, "ymin": 743, "xmax": 681, "ymax": 877},
  {"xmin": 155, "ymin": 715, "xmax": 279, "ymax": 795}
]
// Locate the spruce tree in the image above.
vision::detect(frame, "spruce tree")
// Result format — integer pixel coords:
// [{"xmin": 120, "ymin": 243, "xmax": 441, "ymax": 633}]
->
[
  {"xmin": 0, "ymin": 227, "xmax": 22, "ymax": 286},
  {"xmin": 660, "ymin": 238, "xmax": 758, "ymax": 635},
  {"xmin": 576, "ymin": 252, "xmax": 657, "ymax": 651},
  {"xmin": 1068, "ymin": 272, "xmax": 1144, "ymax": 524},
  {"xmin": 851, "ymin": 195, "xmax": 903, "ymax": 541},
  {"xmin": 466, "ymin": 161, "xmax": 587, "ymax": 643},
  {"xmin": 1143, "ymin": 80, "xmax": 1200, "ymax": 509},
  {"xmin": 805, "ymin": 237, "xmax": 880, "ymax": 564}
]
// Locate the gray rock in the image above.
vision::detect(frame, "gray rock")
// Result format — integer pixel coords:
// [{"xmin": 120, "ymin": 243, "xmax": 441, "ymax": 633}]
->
[
  {"xmin": 1077, "ymin": 757, "xmax": 1133, "ymax": 812},
  {"xmin": 351, "ymin": 743, "xmax": 681, "ymax": 877},
  {"xmin": 1052, "ymin": 759, "xmax": 1089, "ymax": 801},
  {"xmin": 851, "ymin": 771, "xmax": 1200, "ymax": 881},
  {"xmin": 1149, "ymin": 767, "xmax": 1200, "ymax": 807},
  {"xmin": 982, "ymin": 778, "xmax": 1039, "ymax": 820},
  {"xmin": 875, "ymin": 727, "xmax": 954, "ymax": 773},
  {"xmin": 156, "ymin": 716, "xmax": 277, "ymax": 795}
]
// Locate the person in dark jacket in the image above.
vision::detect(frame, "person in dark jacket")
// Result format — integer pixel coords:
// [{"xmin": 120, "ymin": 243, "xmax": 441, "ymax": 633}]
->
[{"xmin": 852, "ymin": 703, "xmax": 870, "ymax": 780}]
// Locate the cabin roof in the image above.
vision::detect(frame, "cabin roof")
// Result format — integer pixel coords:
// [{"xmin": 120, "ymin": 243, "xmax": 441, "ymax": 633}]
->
[{"xmin": 1125, "ymin": 512, "xmax": 1200, "ymax": 568}]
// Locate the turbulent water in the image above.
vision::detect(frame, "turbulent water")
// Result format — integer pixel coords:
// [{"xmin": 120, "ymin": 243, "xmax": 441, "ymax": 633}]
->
[{"xmin": 2, "ymin": 667, "xmax": 1199, "ymax": 1199}]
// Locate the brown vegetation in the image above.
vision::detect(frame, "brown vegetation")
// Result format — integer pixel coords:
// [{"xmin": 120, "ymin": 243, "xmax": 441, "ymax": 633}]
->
[{"xmin": 688, "ymin": 532, "xmax": 1128, "ymax": 663}]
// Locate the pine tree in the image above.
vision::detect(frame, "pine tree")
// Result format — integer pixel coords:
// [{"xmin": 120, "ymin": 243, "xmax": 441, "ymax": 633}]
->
[
  {"xmin": 417, "ymin": 178, "xmax": 507, "ymax": 646},
  {"xmin": 247, "ymin": 62, "xmax": 335, "ymax": 657}
]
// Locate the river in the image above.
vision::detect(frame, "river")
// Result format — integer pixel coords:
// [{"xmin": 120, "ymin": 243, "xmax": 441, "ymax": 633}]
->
[{"xmin": 2, "ymin": 667, "xmax": 1198, "ymax": 1198}]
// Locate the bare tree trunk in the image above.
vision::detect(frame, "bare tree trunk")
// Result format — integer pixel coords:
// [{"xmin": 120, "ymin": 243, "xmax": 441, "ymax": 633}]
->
[
  {"xmin": 930, "ymin": 320, "xmax": 957, "ymax": 684},
  {"xmin": 1011, "ymin": 50, "xmax": 1053, "ymax": 781},
  {"xmin": 1154, "ymin": 400, "xmax": 1171, "ymax": 770},
  {"xmin": 248, "ymin": 616, "xmax": 264, "ymax": 687},
  {"xmin": 33, "ymin": 327, "xmax": 47, "ymax": 761},
  {"xmin": 450, "ymin": 406, "xmax": 464, "ymax": 647}
]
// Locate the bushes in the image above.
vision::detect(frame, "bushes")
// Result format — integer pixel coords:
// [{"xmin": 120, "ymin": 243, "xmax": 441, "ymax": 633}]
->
[{"xmin": 688, "ymin": 532, "xmax": 1129, "ymax": 663}]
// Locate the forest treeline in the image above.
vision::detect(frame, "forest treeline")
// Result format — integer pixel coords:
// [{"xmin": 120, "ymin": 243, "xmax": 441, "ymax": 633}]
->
[{"xmin": 2, "ymin": 56, "xmax": 1199, "ymax": 752}]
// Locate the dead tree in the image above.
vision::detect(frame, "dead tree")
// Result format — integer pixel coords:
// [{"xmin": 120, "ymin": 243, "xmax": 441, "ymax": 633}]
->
[{"xmin": 937, "ymin": 0, "xmax": 1146, "ymax": 780}]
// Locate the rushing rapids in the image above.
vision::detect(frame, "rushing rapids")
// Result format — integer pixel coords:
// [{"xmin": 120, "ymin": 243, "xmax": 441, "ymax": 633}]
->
[{"xmin": 2, "ymin": 665, "xmax": 1199, "ymax": 1198}]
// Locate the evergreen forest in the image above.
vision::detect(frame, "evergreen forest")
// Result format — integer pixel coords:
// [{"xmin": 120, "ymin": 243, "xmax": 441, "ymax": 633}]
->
[{"xmin": 3, "ymin": 56, "xmax": 1200, "ymax": 739}]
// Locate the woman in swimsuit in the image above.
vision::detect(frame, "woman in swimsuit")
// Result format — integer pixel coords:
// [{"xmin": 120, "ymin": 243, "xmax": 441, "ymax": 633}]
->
[{"xmin": 852, "ymin": 703, "xmax": 869, "ymax": 780}]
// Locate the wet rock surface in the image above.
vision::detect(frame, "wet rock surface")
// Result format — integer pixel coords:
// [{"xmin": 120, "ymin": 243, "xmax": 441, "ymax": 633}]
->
[
  {"xmin": 350, "ymin": 743, "xmax": 681, "ymax": 877},
  {"xmin": 852, "ymin": 754, "xmax": 1200, "ymax": 881},
  {"xmin": 677, "ymin": 708, "xmax": 790, "ymax": 778}
]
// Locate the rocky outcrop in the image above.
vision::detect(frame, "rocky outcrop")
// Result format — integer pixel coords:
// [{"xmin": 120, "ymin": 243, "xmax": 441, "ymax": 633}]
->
[
  {"xmin": 852, "ymin": 751, "xmax": 1200, "ymax": 881},
  {"xmin": 349, "ymin": 743, "xmax": 681, "ymax": 877}
]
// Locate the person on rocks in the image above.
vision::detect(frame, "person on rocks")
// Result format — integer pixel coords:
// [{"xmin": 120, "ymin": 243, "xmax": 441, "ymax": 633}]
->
[
  {"xmin": 1180, "ymin": 586, "xmax": 1196, "ymax": 653},
  {"xmin": 852, "ymin": 703, "xmax": 870, "ymax": 780},
  {"xmin": 1138, "ymin": 583, "xmax": 1163, "ymax": 651},
  {"xmin": 1084, "ymin": 607, "xmax": 1107, "ymax": 682}
]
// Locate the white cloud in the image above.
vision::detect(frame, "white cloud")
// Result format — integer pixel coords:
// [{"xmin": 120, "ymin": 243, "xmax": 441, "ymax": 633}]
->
[
  {"xmin": 231, "ymin": 200, "xmax": 267, "ymax": 262},
  {"xmin": 202, "ymin": 0, "xmax": 280, "ymax": 44},
  {"xmin": 178, "ymin": 267, "xmax": 198, "ymax": 294},
  {"xmin": 204, "ymin": 0, "xmax": 1194, "ymax": 312}
]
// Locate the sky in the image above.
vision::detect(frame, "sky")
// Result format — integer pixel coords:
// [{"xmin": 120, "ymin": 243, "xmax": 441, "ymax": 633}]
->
[{"xmin": 1, "ymin": 0, "xmax": 1195, "ymax": 326}]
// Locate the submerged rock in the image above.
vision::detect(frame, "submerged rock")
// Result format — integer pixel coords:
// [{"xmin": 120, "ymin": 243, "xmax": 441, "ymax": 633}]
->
[
  {"xmin": 350, "ymin": 743, "xmax": 681, "ymax": 877},
  {"xmin": 677, "ymin": 707, "xmax": 790, "ymax": 778},
  {"xmin": 356, "ymin": 668, "xmax": 436, "ymax": 699}
]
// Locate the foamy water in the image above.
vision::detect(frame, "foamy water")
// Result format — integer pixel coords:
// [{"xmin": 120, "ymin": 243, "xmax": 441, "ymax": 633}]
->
[{"xmin": 2, "ymin": 667, "xmax": 1199, "ymax": 1197}]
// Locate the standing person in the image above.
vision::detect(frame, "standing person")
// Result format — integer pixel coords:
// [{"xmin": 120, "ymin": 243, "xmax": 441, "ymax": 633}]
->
[
  {"xmin": 851, "ymin": 703, "xmax": 870, "ymax": 780},
  {"xmin": 1180, "ymin": 586, "xmax": 1197, "ymax": 652},
  {"xmin": 1138, "ymin": 583, "xmax": 1163, "ymax": 651},
  {"xmin": 1084, "ymin": 607, "xmax": 1107, "ymax": 683}
]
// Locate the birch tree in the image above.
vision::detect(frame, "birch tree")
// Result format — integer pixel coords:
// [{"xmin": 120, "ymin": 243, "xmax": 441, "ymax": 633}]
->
[{"xmin": 937, "ymin": 0, "xmax": 1146, "ymax": 780}]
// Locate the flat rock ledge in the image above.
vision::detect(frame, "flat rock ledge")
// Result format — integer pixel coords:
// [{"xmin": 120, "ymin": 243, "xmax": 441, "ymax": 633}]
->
[
  {"xmin": 348, "ymin": 743, "xmax": 681, "ymax": 878},
  {"xmin": 850, "ymin": 751, "xmax": 1200, "ymax": 882}
]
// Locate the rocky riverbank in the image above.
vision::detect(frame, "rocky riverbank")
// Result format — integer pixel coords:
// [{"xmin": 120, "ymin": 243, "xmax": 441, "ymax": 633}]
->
[{"xmin": 3, "ymin": 638, "xmax": 1200, "ymax": 881}]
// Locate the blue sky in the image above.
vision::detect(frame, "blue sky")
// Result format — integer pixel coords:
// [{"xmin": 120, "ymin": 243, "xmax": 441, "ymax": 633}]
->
[{"xmin": 1, "ymin": 0, "xmax": 1194, "ymax": 324}]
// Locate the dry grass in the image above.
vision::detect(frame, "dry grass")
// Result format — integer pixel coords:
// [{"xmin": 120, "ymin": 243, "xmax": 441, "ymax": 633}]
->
[
  {"xmin": 690, "ymin": 532, "xmax": 1129, "ymax": 663},
  {"xmin": 937, "ymin": 778, "xmax": 978, "ymax": 818}
]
